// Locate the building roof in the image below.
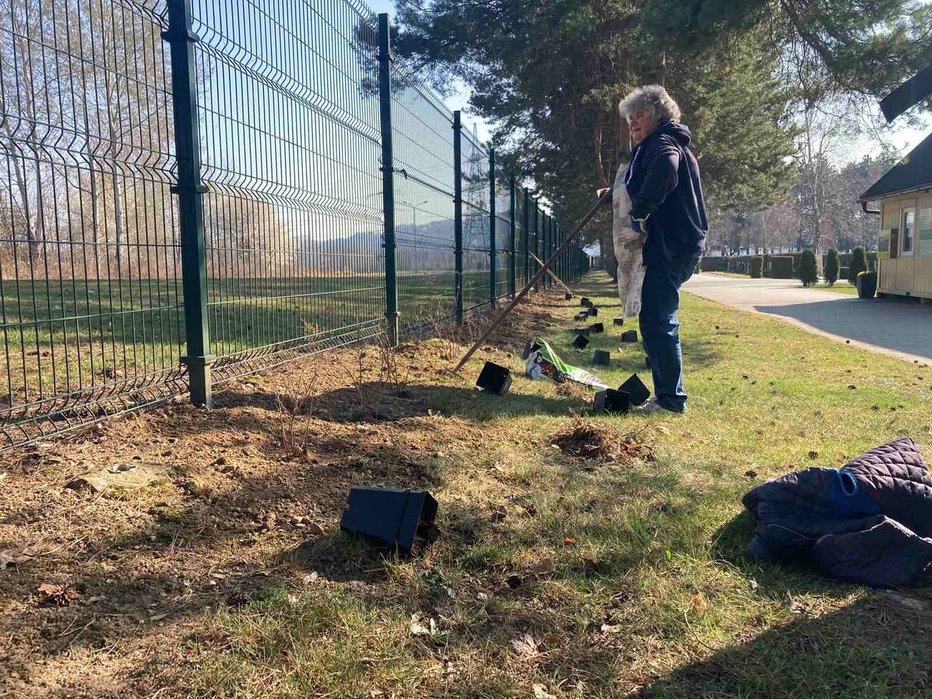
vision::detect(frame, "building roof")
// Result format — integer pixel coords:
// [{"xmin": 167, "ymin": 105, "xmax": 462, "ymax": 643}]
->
[{"xmin": 860, "ymin": 131, "xmax": 932, "ymax": 201}]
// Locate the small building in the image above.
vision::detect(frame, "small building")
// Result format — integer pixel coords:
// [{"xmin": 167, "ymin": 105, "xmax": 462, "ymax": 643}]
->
[{"xmin": 859, "ymin": 132, "xmax": 932, "ymax": 299}]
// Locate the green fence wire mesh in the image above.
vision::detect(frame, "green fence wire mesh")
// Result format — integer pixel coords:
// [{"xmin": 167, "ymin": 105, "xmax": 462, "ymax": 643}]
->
[{"xmin": 0, "ymin": 0, "xmax": 590, "ymax": 449}]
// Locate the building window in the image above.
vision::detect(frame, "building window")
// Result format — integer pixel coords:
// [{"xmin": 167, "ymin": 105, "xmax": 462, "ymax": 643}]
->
[{"xmin": 903, "ymin": 209, "xmax": 915, "ymax": 255}]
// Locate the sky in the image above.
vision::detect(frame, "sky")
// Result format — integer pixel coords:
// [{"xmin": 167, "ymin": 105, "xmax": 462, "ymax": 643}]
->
[{"xmin": 366, "ymin": 0, "xmax": 929, "ymax": 163}]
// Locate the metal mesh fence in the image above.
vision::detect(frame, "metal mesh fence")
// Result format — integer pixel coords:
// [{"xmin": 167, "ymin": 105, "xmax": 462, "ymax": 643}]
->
[
  {"xmin": 390, "ymin": 70, "xmax": 456, "ymax": 338},
  {"xmin": 0, "ymin": 0, "xmax": 588, "ymax": 449},
  {"xmin": 460, "ymin": 129, "xmax": 491, "ymax": 312},
  {"xmin": 493, "ymin": 175, "xmax": 512, "ymax": 301},
  {"xmin": 0, "ymin": 0, "xmax": 186, "ymax": 447},
  {"xmin": 514, "ymin": 187, "xmax": 527, "ymax": 288},
  {"xmin": 191, "ymin": 0, "xmax": 385, "ymax": 383}
]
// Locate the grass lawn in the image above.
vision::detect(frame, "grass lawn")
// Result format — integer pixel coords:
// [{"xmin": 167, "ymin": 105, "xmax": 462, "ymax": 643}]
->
[
  {"xmin": 806, "ymin": 281, "xmax": 858, "ymax": 295},
  {"xmin": 1, "ymin": 271, "xmax": 930, "ymax": 697},
  {"xmin": 699, "ymin": 270, "xmax": 748, "ymax": 279}
]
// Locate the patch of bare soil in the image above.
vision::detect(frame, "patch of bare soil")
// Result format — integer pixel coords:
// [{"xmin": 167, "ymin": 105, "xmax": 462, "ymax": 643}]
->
[
  {"xmin": 550, "ymin": 419, "xmax": 652, "ymax": 464},
  {"xmin": 0, "ymin": 291, "xmax": 578, "ymax": 697}
]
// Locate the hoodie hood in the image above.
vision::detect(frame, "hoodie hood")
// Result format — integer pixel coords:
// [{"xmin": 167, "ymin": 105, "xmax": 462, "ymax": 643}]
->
[{"xmin": 655, "ymin": 120, "xmax": 692, "ymax": 147}]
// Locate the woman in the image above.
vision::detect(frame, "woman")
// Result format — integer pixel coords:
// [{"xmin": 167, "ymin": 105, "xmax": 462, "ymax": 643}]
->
[{"xmin": 616, "ymin": 85, "xmax": 707, "ymax": 413}]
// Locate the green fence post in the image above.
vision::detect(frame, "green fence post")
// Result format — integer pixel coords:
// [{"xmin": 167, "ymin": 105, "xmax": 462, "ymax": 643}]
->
[
  {"xmin": 164, "ymin": 0, "xmax": 212, "ymax": 407},
  {"xmin": 532, "ymin": 201, "xmax": 540, "ymax": 289},
  {"xmin": 377, "ymin": 13, "xmax": 399, "ymax": 346},
  {"xmin": 522, "ymin": 188, "xmax": 530, "ymax": 286},
  {"xmin": 557, "ymin": 223, "xmax": 562, "ymax": 281},
  {"xmin": 489, "ymin": 148, "xmax": 496, "ymax": 308},
  {"xmin": 540, "ymin": 211, "xmax": 547, "ymax": 289},
  {"xmin": 509, "ymin": 175, "xmax": 516, "ymax": 299},
  {"xmin": 453, "ymin": 111, "xmax": 464, "ymax": 325}
]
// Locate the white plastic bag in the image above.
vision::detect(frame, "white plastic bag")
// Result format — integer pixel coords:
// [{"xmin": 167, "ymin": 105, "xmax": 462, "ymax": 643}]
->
[{"xmin": 611, "ymin": 162, "xmax": 646, "ymax": 318}]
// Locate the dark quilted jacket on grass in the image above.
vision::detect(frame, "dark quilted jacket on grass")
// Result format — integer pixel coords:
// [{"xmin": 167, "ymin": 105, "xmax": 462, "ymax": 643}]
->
[{"xmin": 742, "ymin": 437, "xmax": 932, "ymax": 588}]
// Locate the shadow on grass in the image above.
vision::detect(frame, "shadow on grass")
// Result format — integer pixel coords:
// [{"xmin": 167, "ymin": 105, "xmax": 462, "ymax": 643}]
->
[
  {"xmin": 628, "ymin": 594, "xmax": 932, "ymax": 698},
  {"xmin": 710, "ymin": 512, "xmax": 865, "ymax": 601},
  {"xmin": 214, "ymin": 382, "xmax": 585, "ymax": 426}
]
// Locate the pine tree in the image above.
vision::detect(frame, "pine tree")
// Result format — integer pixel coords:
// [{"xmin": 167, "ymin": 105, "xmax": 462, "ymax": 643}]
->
[
  {"xmin": 824, "ymin": 249, "xmax": 840, "ymax": 286},
  {"xmin": 393, "ymin": 0, "xmax": 931, "ymax": 228},
  {"xmin": 799, "ymin": 249, "xmax": 818, "ymax": 287},
  {"xmin": 849, "ymin": 247, "xmax": 869, "ymax": 284}
]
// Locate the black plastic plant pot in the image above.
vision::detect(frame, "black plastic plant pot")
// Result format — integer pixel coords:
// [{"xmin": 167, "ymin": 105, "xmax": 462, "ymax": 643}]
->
[
  {"xmin": 340, "ymin": 487, "xmax": 438, "ymax": 552},
  {"xmin": 592, "ymin": 350, "xmax": 611, "ymax": 366},
  {"xmin": 572, "ymin": 327, "xmax": 591, "ymax": 336},
  {"xmin": 588, "ymin": 307, "xmax": 599, "ymax": 317},
  {"xmin": 575, "ymin": 312, "xmax": 590, "ymax": 321},
  {"xmin": 581, "ymin": 297, "xmax": 593, "ymax": 308},
  {"xmin": 614, "ymin": 318, "xmax": 625, "ymax": 327},
  {"xmin": 620, "ymin": 330, "xmax": 639, "ymax": 343},
  {"xmin": 477, "ymin": 361, "xmax": 513, "ymax": 395},
  {"xmin": 591, "ymin": 322, "xmax": 605, "ymax": 334},
  {"xmin": 619, "ymin": 374, "xmax": 651, "ymax": 406},
  {"xmin": 572, "ymin": 335, "xmax": 590, "ymax": 350},
  {"xmin": 522, "ymin": 341, "xmax": 540, "ymax": 360},
  {"xmin": 856, "ymin": 272, "xmax": 877, "ymax": 299},
  {"xmin": 593, "ymin": 389, "xmax": 631, "ymax": 414}
]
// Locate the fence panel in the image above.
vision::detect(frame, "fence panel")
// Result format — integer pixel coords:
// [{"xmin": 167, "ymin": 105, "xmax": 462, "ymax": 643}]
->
[
  {"xmin": 0, "ymin": 0, "xmax": 186, "ymax": 447},
  {"xmin": 460, "ymin": 129, "xmax": 491, "ymax": 313},
  {"xmin": 494, "ymin": 175, "xmax": 512, "ymax": 301},
  {"xmin": 189, "ymin": 0, "xmax": 385, "ymax": 384},
  {"xmin": 390, "ymin": 71, "xmax": 456, "ymax": 337}
]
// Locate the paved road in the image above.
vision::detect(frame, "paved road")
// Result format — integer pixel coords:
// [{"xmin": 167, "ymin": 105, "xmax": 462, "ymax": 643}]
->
[{"xmin": 683, "ymin": 274, "xmax": 932, "ymax": 363}]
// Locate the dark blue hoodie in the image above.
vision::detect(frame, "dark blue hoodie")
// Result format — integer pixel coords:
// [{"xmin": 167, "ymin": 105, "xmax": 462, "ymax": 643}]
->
[{"xmin": 624, "ymin": 121, "xmax": 707, "ymax": 270}]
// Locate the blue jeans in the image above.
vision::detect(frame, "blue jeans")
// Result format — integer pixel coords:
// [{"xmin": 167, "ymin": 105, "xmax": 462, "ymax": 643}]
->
[{"xmin": 639, "ymin": 253, "xmax": 701, "ymax": 412}]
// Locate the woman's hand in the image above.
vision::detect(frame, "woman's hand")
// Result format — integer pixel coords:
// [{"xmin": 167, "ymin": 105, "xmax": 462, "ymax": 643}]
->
[{"xmin": 629, "ymin": 216, "xmax": 648, "ymax": 234}]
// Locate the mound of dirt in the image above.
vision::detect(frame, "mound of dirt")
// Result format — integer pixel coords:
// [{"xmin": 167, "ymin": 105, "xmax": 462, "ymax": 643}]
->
[{"xmin": 550, "ymin": 420, "xmax": 651, "ymax": 463}]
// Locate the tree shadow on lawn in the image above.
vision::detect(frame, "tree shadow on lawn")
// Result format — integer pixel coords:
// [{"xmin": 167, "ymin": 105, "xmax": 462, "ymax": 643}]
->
[
  {"xmin": 629, "ymin": 593, "xmax": 932, "ymax": 698},
  {"xmin": 550, "ymin": 333, "xmax": 723, "ymax": 375},
  {"xmin": 711, "ymin": 512, "xmax": 867, "ymax": 600},
  {"xmin": 625, "ymin": 512, "xmax": 932, "ymax": 697},
  {"xmin": 214, "ymin": 382, "xmax": 586, "ymax": 426}
]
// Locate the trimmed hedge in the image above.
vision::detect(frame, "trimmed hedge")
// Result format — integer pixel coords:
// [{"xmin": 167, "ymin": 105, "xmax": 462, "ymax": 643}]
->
[
  {"xmin": 701, "ymin": 250, "xmax": 878, "ymax": 280},
  {"xmin": 771, "ymin": 256, "xmax": 795, "ymax": 279},
  {"xmin": 799, "ymin": 250, "xmax": 818, "ymax": 286},
  {"xmin": 750, "ymin": 256, "xmax": 763, "ymax": 278},
  {"xmin": 700, "ymin": 257, "xmax": 729, "ymax": 272}
]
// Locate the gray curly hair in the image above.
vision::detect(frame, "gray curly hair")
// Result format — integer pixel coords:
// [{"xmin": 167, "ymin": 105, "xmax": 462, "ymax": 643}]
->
[{"xmin": 618, "ymin": 85, "xmax": 681, "ymax": 124}]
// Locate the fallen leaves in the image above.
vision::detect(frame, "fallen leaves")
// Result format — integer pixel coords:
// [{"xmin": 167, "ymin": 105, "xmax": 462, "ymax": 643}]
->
[
  {"xmin": 0, "ymin": 550, "xmax": 34, "ymax": 571},
  {"xmin": 36, "ymin": 582, "xmax": 79, "ymax": 606},
  {"xmin": 409, "ymin": 614, "xmax": 447, "ymax": 642},
  {"xmin": 527, "ymin": 558, "xmax": 555, "ymax": 576},
  {"xmin": 510, "ymin": 632, "xmax": 539, "ymax": 658}
]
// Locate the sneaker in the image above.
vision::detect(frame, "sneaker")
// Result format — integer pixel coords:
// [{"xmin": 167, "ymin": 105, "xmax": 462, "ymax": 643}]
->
[{"xmin": 636, "ymin": 398, "xmax": 683, "ymax": 415}]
